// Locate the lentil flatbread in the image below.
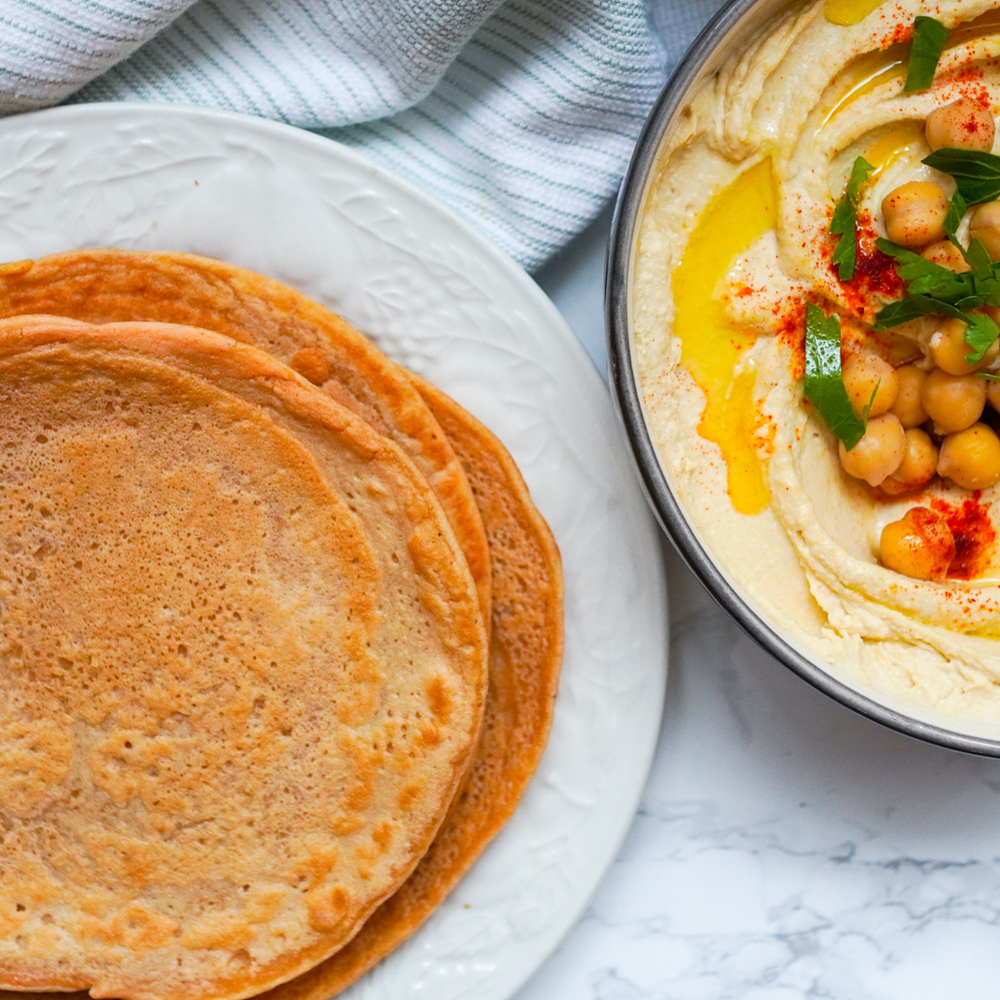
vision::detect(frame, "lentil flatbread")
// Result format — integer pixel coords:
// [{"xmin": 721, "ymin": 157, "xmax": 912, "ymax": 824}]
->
[
  {"xmin": 0, "ymin": 255, "xmax": 564, "ymax": 998},
  {"xmin": 0, "ymin": 315, "xmax": 487, "ymax": 1000},
  {"xmin": 0, "ymin": 252, "xmax": 491, "ymax": 626},
  {"xmin": 252, "ymin": 374, "xmax": 563, "ymax": 1000}
]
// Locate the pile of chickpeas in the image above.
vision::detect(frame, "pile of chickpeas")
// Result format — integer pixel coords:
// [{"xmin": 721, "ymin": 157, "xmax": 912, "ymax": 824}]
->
[{"xmin": 834, "ymin": 97, "xmax": 1000, "ymax": 581}]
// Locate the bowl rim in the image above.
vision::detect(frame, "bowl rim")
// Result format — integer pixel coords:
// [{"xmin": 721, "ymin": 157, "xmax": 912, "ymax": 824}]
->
[{"xmin": 605, "ymin": 0, "xmax": 1000, "ymax": 758}]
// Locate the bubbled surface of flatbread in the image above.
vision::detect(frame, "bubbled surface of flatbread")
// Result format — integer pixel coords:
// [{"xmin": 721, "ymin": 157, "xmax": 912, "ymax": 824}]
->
[
  {"xmin": 0, "ymin": 317, "xmax": 487, "ymax": 1000},
  {"xmin": 0, "ymin": 252, "xmax": 491, "ymax": 626},
  {"xmin": 252, "ymin": 373, "xmax": 564, "ymax": 1000},
  {"xmin": 0, "ymin": 254, "xmax": 563, "ymax": 998}
]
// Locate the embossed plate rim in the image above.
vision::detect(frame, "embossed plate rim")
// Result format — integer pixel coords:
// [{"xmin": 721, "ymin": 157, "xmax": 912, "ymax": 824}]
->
[{"xmin": 0, "ymin": 103, "xmax": 669, "ymax": 998}]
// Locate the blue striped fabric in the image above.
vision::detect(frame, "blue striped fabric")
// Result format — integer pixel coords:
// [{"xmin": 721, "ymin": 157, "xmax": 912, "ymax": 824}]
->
[
  {"xmin": 0, "ymin": 0, "xmax": 726, "ymax": 270},
  {"xmin": 334, "ymin": 0, "xmax": 664, "ymax": 268}
]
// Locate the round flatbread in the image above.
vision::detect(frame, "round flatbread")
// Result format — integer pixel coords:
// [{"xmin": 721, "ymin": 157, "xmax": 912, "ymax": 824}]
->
[
  {"xmin": 0, "ymin": 252, "xmax": 491, "ymax": 626},
  {"xmin": 0, "ymin": 316, "xmax": 487, "ymax": 1000},
  {"xmin": 256, "ymin": 374, "xmax": 564, "ymax": 999},
  {"xmin": 0, "ymin": 252, "xmax": 564, "ymax": 998}
]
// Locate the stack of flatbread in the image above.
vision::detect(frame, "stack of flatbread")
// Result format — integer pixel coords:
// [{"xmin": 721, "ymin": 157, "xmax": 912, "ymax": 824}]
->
[{"xmin": 0, "ymin": 251, "xmax": 563, "ymax": 1000}]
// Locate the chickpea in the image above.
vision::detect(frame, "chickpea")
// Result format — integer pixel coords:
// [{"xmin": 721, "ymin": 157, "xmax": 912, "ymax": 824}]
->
[
  {"xmin": 929, "ymin": 315, "xmax": 1000, "ymax": 375},
  {"xmin": 838, "ymin": 413, "xmax": 905, "ymax": 487},
  {"xmin": 930, "ymin": 317, "xmax": 974, "ymax": 375},
  {"xmin": 880, "ymin": 428, "xmax": 939, "ymax": 495},
  {"xmin": 890, "ymin": 364, "xmax": 929, "ymax": 427},
  {"xmin": 921, "ymin": 369, "xmax": 986, "ymax": 433},
  {"xmin": 937, "ymin": 423, "xmax": 1000, "ymax": 489},
  {"xmin": 987, "ymin": 378, "xmax": 1000, "ymax": 413},
  {"xmin": 969, "ymin": 201, "xmax": 1000, "ymax": 261},
  {"xmin": 881, "ymin": 181, "xmax": 949, "ymax": 249},
  {"xmin": 841, "ymin": 351, "xmax": 898, "ymax": 418},
  {"xmin": 879, "ymin": 506, "xmax": 955, "ymax": 582},
  {"xmin": 980, "ymin": 340, "xmax": 1000, "ymax": 371},
  {"xmin": 925, "ymin": 97, "xmax": 996, "ymax": 153},
  {"xmin": 922, "ymin": 240, "xmax": 971, "ymax": 272}
]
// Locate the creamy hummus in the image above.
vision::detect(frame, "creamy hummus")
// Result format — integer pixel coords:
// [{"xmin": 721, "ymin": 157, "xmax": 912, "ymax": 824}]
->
[{"xmin": 633, "ymin": 0, "xmax": 1000, "ymax": 718}]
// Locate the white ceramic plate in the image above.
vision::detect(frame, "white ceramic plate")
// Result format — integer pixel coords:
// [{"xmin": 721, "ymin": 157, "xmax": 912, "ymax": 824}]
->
[{"xmin": 0, "ymin": 104, "xmax": 667, "ymax": 1000}]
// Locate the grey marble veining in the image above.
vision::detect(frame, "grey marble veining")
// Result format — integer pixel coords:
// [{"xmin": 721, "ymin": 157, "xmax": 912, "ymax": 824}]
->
[{"xmin": 526, "ymin": 209, "xmax": 1000, "ymax": 1000}]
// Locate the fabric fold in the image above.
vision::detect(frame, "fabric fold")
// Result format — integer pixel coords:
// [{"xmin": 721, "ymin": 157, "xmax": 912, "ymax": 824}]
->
[
  {"xmin": 0, "ymin": 0, "xmax": 727, "ymax": 269},
  {"xmin": 332, "ymin": 0, "xmax": 665, "ymax": 269},
  {"xmin": 0, "ymin": 0, "xmax": 201, "ymax": 115},
  {"xmin": 73, "ymin": 0, "xmax": 510, "ymax": 127}
]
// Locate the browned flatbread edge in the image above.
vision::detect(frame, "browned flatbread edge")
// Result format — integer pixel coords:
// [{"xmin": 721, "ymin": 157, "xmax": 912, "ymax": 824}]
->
[
  {"xmin": 249, "ymin": 373, "xmax": 564, "ymax": 1000},
  {"xmin": 0, "ymin": 252, "xmax": 492, "ymax": 627},
  {"xmin": 0, "ymin": 317, "xmax": 490, "ymax": 1000}
]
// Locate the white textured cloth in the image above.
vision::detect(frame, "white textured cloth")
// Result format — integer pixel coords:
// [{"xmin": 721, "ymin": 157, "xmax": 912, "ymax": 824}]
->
[{"xmin": 0, "ymin": 0, "xmax": 724, "ymax": 269}]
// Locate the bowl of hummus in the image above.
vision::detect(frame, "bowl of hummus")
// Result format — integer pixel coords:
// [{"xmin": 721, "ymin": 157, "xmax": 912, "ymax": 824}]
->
[{"xmin": 609, "ymin": 0, "xmax": 1000, "ymax": 752}]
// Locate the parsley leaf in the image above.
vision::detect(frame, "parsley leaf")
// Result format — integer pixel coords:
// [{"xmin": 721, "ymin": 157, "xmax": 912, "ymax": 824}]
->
[
  {"xmin": 877, "ymin": 236, "xmax": 1000, "ymax": 312},
  {"xmin": 904, "ymin": 15, "xmax": 949, "ymax": 92},
  {"xmin": 922, "ymin": 147, "xmax": 1000, "ymax": 206},
  {"xmin": 804, "ymin": 304, "xmax": 866, "ymax": 450},
  {"xmin": 861, "ymin": 381, "xmax": 880, "ymax": 422},
  {"xmin": 874, "ymin": 223, "xmax": 1000, "ymax": 362},
  {"xmin": 874, "ymin": 237, "xmax": 974, "ymax": 301},
  {"xmin": 963, "ymin": 310, "xmax": 1000, "ymax": 365},
  {"xmin": 971, "ymin": 273, "xmax": 1000, "ymax": 307},
  {"xmin": 873, "ymin": 293, "xmax": 967, "ymax": 330},
  {"xmin": 943, "ymin": 190, "xmax": 968, "ymax": 242},
  {"xmin": 966, "ymin": 237, "xmax": 994, "ymax": 278},
  {"xmin": 874, "ymin": 297, "xmax": 998, "ymax": 363},
  {"xmin": 830, "ymin": 156, "xmax": 874, "ymax": 281}
]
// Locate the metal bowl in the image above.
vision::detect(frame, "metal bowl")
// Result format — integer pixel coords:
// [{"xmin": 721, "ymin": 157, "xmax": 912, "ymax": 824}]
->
[{"xmin": 606, "ymin": 0, "xmax": 1000, "ymax": 756}]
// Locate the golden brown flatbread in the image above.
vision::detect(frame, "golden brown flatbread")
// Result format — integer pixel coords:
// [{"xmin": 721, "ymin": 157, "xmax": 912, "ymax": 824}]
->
[
  {"xmin": 0, "ymin": 253, "xmax": 491, "ymax": 626},
  {"xmin": 257, "ymin": 375, "xmax": 563, "ymax": 999},
  {"xmin": 0, "ymin": 252, "xmax": 564, "ymax": 999},
  {"xmin": 0, "ymin": 316, "xmax": 488, "ymax": 1000}
]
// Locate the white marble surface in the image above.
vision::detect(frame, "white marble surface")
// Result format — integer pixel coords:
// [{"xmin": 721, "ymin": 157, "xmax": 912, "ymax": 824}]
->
[{"xmin": 521, "ymin": 207, "xmax": 1000, "ymax": 1000}]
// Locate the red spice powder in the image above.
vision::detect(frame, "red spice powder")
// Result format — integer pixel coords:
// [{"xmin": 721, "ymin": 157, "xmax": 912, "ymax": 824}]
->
[
  {"xmin": 854, "ymin": 221, "xmax": 903, "ymax": 295},
  {"xmin": 777, "ymin": 300, "xmax": 806, "ymax": 380},
  {"xmin": 930, "ymin": 494, "xmax": 997, "ymax": 580},
  {"xmin": 831, "ymin": 215, "xmax": 903, "ymax": 317},
  {"xmin": 873, "ymin": 19, "xmax": 911, "ymax": 49},
  {"xmin": 945, "ymin": 66, "xmax": 989, "ymax": 108},
  {"xmin": 752, "ymin": 409, "xmax": 778, "ymax": 458},
  {"xmin": 960, "ymin": 116, "xmax": 988, "ymax": 141}
]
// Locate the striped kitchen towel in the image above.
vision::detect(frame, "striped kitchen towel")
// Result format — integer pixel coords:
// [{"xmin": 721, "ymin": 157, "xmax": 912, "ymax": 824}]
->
[{"xmin": 0, "ymin": 0, "xmax": 725, "ymax": 270}]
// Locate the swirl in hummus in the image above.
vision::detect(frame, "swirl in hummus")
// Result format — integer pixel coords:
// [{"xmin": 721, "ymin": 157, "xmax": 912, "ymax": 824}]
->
[{"xmin": 633, "ymin": 0, "xmax": 1000, "ymax": 716}]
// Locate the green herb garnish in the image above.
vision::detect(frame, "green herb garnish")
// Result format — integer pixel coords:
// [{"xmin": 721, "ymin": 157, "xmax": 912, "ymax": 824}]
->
[
  {"xmin": 874, "ymin": 238, "xmax": 1000, "ymax": 308},
  {"xmin": 861, "ymin": 381, "xmax": 880, "ymax": 422},
  {"xmin": 874, "ymin": 235, "xmax": 1000, "ymax": 363},
  {"xmin": 978, "ymin": 372, "xmax": 1000, "ymax": 381},
  {"xmin": 963, "ymin": 310, "xmax": 1000, "ymax": 365},
  {"xmin": 904, "ymin": 15, "xmax": 949, "ymax": 92},
  {"xmin": 873, "ymin": 293, "xmax": 963, "ymax": 330},
  {"xmin": 830, "ymin": 156, "xmax": 874, "ymax": 281},
  {"xmin": 965, "ymin": 237, "xmax": 994, "ymax": 278},
  {"xmin": 926, "ymin": 150, "xmax": 1000, "ymax": 265},
  {"xmin": 922, "ymin": 147, "xmax": 1000, "ymax": 206},
  {"xmin": 875, "ymin": 296, "xmax": 997, "ymax": 363},
  {"xmin": 943, "ymin": 190, "xmax": 968, "ymax": 243},
  {"xmin": 804, "ymin": 304, "xmax": 866, "ymax": 450},
  {"xmin": 874, "ymin": 238, "xmax": 972, "ymax": 301}
]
